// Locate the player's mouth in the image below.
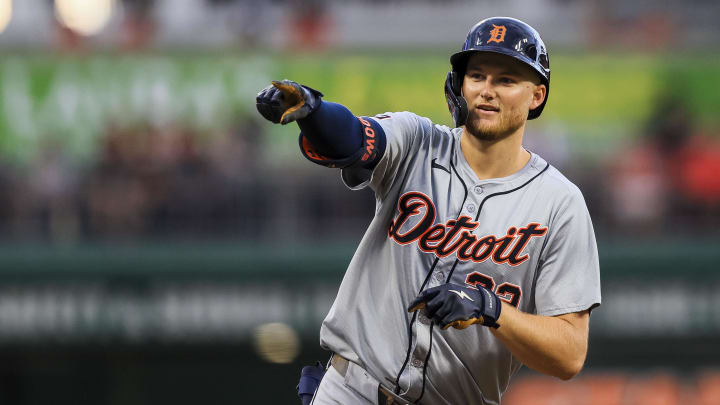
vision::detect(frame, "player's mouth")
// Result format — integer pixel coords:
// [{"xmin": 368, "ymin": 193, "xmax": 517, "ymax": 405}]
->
[{"xmin": 476, "ymin": 104, "xmax": 500, "ymax": 114}]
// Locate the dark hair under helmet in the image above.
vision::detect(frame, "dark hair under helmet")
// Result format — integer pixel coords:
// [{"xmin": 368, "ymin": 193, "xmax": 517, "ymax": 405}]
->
[{"xmin": 444, "ymin": 17, "xmax": 551, "ymax": 127}]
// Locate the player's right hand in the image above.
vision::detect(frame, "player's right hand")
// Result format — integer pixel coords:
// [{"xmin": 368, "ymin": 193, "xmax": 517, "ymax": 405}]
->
[{"xmin": 256, "ymin": 80, "xmax": 324, "ymax": 125}]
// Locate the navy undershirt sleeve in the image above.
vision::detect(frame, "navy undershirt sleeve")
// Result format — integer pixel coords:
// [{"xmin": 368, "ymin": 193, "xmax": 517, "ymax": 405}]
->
[{"xmin": 297, "ymin": 101, "xmax": 364, "ymax": 159}]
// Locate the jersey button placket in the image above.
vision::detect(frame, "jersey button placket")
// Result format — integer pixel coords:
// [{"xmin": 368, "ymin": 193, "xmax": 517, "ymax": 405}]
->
[
  {"xmin": 474, "ymin": 185, "xmax": 484, "ymax": 194},
  {"xmin": 400, "ymin": 308, "xmax": 432, "ymax": 399}
]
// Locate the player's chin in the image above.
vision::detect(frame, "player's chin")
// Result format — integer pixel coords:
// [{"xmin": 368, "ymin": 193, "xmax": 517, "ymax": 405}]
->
[{"xmin": 465, "ymin": 118, "xmax": 505, "ymax": 141}]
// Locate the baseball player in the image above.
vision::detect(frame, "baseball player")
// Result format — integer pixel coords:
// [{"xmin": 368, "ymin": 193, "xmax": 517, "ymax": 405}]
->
[{"xmin": 257, "ymin": 17, "xmax": 601, "ymax": 405}]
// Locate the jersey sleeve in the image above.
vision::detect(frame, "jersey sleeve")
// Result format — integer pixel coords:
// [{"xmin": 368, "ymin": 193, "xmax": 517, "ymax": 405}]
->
[
  {"xmin": 534, "ymin": 188, "xmax": 601, "ymax": 317},
  {"xmin": 341, "ymin": 112, "xmax": 429, "ymax": 198}
]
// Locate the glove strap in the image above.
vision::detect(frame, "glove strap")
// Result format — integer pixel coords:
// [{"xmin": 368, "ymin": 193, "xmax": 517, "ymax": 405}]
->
[
  {"xmin": 300, "ymin": 85, "xmax": 324, "ymax": 114},
  {"xmin": 478, "ymin": 287, "xmax": 502, "ymax": 328}
]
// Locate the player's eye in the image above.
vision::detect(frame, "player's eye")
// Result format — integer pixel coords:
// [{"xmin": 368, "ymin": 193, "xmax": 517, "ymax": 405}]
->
[
  {"xmin": 499, "ymin": 77, "xmax": 515, "ymax": 84},
  {"xmin": 469, "ymin": 72, "xmax": 484, "ymax": 80}
]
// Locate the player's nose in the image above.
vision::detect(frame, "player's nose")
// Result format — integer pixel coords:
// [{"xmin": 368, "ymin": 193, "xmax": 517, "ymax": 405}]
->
[{"xmin": 479, "ymin": 79, "xmax": 496, "ymax": 100}]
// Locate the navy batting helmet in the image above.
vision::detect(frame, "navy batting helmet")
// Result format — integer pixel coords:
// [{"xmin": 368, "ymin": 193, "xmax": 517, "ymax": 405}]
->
[{"xmin": 445, "ymin": 17, "xmax": 551, "ymax": 127}]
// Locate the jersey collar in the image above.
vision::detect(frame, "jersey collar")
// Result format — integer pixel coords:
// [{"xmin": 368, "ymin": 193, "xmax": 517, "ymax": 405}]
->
[{"xmin": 452, "ymin": 128, "xmax": 548, "ymax": 191}]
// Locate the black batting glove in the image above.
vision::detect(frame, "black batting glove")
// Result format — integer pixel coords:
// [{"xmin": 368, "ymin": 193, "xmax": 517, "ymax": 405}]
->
[
  {"xmin": 255, "ymin": 79, "xmax": 324, "ymax": 125},
  {"xmin": 408, "ymin": 283, "xmax": 502, "ymax": 329}
]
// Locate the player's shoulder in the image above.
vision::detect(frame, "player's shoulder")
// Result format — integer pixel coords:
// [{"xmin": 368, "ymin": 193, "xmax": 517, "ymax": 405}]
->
[
  {"xmin": 368, "ymin": 111, "xmax": 432, "ymax": 128},
  {"xmin": 534, "ymin": 160, "xmax": 593, "ymax": 226},
  {"xmin": 536, "ymin": 159, "xmax": 586, "ymax": 205},
  {"xmin": 369, "ymin": 111, "xmax": 453, "ymax": 142},
  {"xmin": 373, "ymin": 111, "xmax": 451, "ymax": 127}
]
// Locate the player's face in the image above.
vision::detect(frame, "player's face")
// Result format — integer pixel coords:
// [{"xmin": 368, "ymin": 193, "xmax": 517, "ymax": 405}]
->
[{"xmin": 461, "ymin": 53, "xmax": 546, "ymax": 142}]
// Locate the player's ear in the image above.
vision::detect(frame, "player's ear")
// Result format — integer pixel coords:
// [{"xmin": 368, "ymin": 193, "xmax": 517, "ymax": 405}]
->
[{"xmin": 529, "ymin": 83, "xmax": 546, "ymax": 111}]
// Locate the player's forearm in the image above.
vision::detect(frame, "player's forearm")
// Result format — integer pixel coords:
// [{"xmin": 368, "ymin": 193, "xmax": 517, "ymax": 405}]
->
[
  {"xmin": 297, "ymin": 101, "xmax": 363, "ymax": 159},
  {"xmin": 490, "ymin": 302, "xmax": 589, "ymax": 380}
]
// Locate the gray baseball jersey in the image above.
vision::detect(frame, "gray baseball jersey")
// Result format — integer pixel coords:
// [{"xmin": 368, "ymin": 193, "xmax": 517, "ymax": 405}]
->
[{"xmin": 315, "ymin": 111, "xmax": 601, "ymax": 405}]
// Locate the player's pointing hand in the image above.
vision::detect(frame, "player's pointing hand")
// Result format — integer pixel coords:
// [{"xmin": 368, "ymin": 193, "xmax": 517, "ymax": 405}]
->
[
  {"xmin": 256, "ymin": 79, "xmax": 324, "ymax": 125},
  {"xmin": 408, "ymin": 284, "xmax": 502, "ymax": 330}
]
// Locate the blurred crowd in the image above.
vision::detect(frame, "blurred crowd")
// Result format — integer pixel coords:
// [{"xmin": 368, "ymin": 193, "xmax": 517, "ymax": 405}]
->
[
  {"xmin": 0, "ymin": 117, "xmax": 267, "ymax": 242},
  {"xmin": 0, "ymin": 93, "xmax": 718, "ymax": 245},
  {"xmin": 600, "ymin": 96, "xmax": 720, "ymax": 234}
]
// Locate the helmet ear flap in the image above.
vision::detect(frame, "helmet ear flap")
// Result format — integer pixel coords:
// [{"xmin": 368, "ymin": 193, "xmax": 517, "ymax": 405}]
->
[
  {"xmin": 450, "ymin": 70, "xmax": 463, "ymax": 94},
  {"xmin": 444, "ymin": 71, "xmax": 468, "ymax": 128}
]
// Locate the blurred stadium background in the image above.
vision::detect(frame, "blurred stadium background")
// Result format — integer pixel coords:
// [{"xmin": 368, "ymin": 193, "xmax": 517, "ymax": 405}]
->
[{"xmin": 0, "ymin": 0, "xmax": 719, "ymax": 404}]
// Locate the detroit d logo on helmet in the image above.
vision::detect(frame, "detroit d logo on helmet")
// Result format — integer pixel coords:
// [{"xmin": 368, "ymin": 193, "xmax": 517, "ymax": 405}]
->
[{"xmin": 487, "ymin": 24, "xmax": 507, "ymax": 43}]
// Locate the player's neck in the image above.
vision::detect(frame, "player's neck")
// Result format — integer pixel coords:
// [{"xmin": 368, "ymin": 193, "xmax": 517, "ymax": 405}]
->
[{"xmin": 460, "ymin": 129, "xmax": 531, "ymax": 181}]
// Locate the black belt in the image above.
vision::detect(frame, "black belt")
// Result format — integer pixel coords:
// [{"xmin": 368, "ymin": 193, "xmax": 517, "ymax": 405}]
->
[{"xmin": 330, "ymin": 354, "xmax": 411, "ymax": 405}]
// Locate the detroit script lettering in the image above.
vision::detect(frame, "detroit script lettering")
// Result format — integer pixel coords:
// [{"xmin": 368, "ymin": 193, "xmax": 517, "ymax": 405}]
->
[{"xmin": 388, "ymin": 192, "xmax": 547, "ymax": 266}]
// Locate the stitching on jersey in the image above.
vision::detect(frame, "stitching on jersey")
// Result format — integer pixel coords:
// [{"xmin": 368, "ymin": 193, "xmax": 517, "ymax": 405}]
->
[
  {"xmin": 472, "ymin": 163, "xmax": 551, "ymax": 223},
  {"xmin": 416, "ymin": 258, "xmax": 459, "ymax": 404},
  {"xmin": 394, "ymin": 257, "xmax": 438, "ymax": 394},
  {"xmin": 417, "ymin": 323, "xmax": 434, "ymax": 403}
]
